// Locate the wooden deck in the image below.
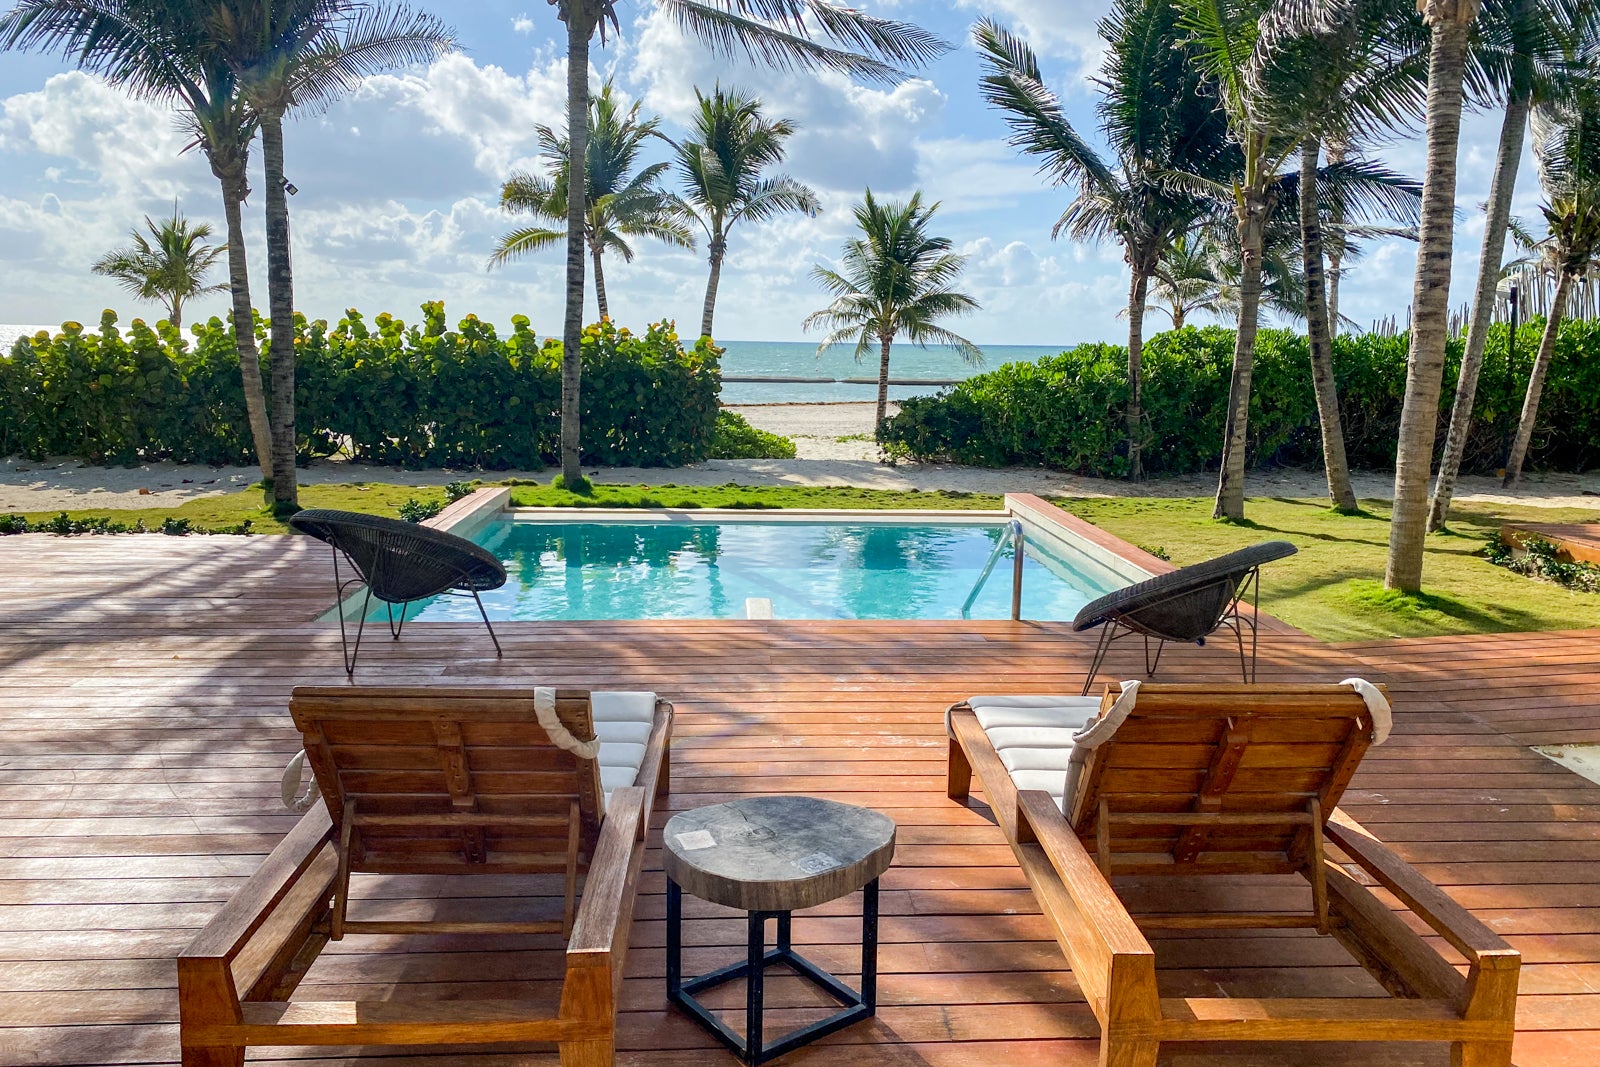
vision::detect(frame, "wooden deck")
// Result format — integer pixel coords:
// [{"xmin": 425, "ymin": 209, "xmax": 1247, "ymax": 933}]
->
[{"xmin": 2, "ymin": 533, "xmax": 1599, "ymax": 1065}]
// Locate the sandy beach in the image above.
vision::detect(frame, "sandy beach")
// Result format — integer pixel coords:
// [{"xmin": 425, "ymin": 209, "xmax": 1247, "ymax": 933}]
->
[{"xmin": 2, "ymin": 401, "xmax": 1597, "ymax": 512}]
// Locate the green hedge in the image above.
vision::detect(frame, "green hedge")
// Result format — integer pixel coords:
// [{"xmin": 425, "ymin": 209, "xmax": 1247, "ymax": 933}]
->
[
  {"xmin": 881, "ymin": 321, "xmax": 1600, "ymax": 476},
  {"xmin": 0, "ymin": 305, "xmax": 721, "ymax": 469}
]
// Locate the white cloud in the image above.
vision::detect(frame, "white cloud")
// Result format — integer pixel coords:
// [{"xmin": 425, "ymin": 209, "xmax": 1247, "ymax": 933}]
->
[
  {"xmin": 956, "ymin": 0, "xmax": 1114, "ymax": 72},
  {"xmin": 512, "ymin": 15, "xmax": 535, "ymax": 34}
]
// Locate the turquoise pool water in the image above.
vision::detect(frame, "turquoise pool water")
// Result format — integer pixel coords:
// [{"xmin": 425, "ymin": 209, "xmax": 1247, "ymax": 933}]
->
[{"xmin": 381, "ymin": 519, "xmax": 1128, "ymax": 623}]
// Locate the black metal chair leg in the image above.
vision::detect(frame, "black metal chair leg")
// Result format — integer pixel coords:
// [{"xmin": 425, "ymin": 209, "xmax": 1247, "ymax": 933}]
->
[
  {"xmin": 1081, "ymin": 621, "xmax": 1119, "ymax": 696},
  {"xmin": 343, "ymin": 586, "xmax": 373, "ymax": 677},
  {"xmin": 472, "ymin": 589, "xmax": 503, "ymax": 658},
  {"xmin": 1145, "ymin": 633, "xmax": 1166, "ymax": 677}
]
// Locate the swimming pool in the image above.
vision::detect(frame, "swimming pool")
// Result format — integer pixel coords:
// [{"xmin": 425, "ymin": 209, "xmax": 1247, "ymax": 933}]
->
[{"xmin": 376, "ymin": 515, "xmax": 1134, "ymax": 623}]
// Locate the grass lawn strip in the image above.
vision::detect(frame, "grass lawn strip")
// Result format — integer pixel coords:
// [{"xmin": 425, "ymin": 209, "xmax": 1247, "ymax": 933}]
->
[{"xmin": 1063, "ymin": 497, "xmax": 1600, "ymax": 642}]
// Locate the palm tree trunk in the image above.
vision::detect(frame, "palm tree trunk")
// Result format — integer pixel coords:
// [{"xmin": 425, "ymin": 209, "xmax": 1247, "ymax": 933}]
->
[
  {"xmin": 1428, "ymin": 80, "xmax": 1531, "ymax": 529},
  {"xmin": 1213, "ymin": 188, "xmax": 1268, "ymax": 522},
  {"xmin": 560, "ymin": 11, "xmax": 594, "ymax": 484},
  {"xmin": 591, "ymin": 243, "xmax": 609, "ymax": 321},
  {"xmin": 1299, "ymin": 137, "xmax": 1358, "ymax": 513},
  {"xmin": 876, "ymin": 335, "xmax": 894, "ymax": 429},
  {"xmin": 259, "ymin": 109, "xmax": 298, "ymax": 510},
  {"xmin": 219, "ymin": 174, "xmax": 274, "ymax": 482},
  {"xmin": 701, "ymin": 235, "xmax": 727, "ymax": 339},
  {"xmin": 1125, "ymin": 264, "xmax": 1150, "ymax": 482},
  {"xmin": 1503, "ymin": 269, "xmax": 1571, "ymax": 487},
  {"xmin": 1385, "ymin": 5, "xmax": 1476, "ymax": 593},
  {"xmin": 1325, "ymin": 140, "xmax": 1346, "ymax": 339},
  {"xmin": 1172, "ymin": 306, "xmax": 1186, "ymax": 331}
]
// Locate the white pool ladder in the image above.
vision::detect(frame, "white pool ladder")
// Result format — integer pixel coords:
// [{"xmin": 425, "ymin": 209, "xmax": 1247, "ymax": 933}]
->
[{"xmin": 962, "ymin": 520, "xmax": 1025, "ymax": 621}]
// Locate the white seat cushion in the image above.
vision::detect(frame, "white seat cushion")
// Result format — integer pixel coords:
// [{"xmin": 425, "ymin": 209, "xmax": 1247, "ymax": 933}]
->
[
  {"xmin": 965, "ymin": 695, "xmax": 1103, "ymax": 809},
  {"xmin": 592, "ymin": 691, "xmax": 658, "ymax": 807}
]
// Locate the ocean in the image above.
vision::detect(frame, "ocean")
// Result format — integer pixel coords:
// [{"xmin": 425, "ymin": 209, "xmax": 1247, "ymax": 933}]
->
[{"xmin": 1, "ymin": 325, "xmax": 1067, "ymax": 405}]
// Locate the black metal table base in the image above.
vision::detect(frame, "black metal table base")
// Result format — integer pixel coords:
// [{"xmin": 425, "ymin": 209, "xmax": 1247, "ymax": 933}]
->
[{"xmin": 666, "ymin": 878, "xmax": 880, "ymax": 1064}]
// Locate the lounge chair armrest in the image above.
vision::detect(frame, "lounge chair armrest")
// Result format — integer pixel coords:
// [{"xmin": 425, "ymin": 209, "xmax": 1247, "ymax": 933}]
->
[
  {"xmin": 182, "ymin": 800, "xmax": 336, "ymax": 964},
  {"xmin": 568, "ymin": 786, "xmax": 646, "ymax": 962},
  {"xmin": 1326, "ymin": 808, "xmax": 1517, "ymax": 965},
  {"xmin": 1017, "ymin": 790, "xmax": 1153, "ymax": 961}
]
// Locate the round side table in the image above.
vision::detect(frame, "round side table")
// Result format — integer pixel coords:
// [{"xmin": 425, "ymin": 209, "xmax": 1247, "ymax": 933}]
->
[{"xmin": 663, "ymin": 795, "xmax": 896, "ymax": 1064}]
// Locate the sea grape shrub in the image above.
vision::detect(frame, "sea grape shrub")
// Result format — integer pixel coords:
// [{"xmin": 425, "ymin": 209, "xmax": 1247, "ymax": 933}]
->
[
  {"xmin": 708, "ymin": 411, "xmax": 798, "ymax": 459},
  {"xmin": 1, "ymin": 306, "xmax": 722, "ymax": 470},
  {"xmin": 881, "ymin": 323, "xmax": 1600, "ymax": 476}
]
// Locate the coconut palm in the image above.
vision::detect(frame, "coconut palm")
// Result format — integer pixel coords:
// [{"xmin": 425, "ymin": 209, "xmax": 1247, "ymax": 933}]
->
[
  {"xmin": 200, "ymin": 0, "xmax": 455, "ymax": 510},
  {"xmin": 1502, "ymin": 92, "xmax": 1600, "ymax": 487},
  {"xmin": 1177, "ymin": 0, "xmax": 1425, "ymax": 519},
  {"xmin": 667, "ymin": 85, "xmax": 819, "ymax": 339},
  {"xmin": 1148, "ymin": 234, "xmax": 1226, "ymax": 330},
  {"xmin": 804, "ymin": 190, "xmax": 982, "ymax": 428},
  {"xmin": 1429, "ymin": 0, "xmax": 1599, "ymax": 529},
  {"xmin": 0, "ymin": 0, "xmax": 275, "ymax": 480},
  {"xmin": 544, "ymin": 2, "xmax": 948, "ymax": 485},
  {"xmin": 1380, "ymin": 0, "xmax": 1487, "ymax": 591},
  {"xmin": 492, "ymin": 82, "xmax": 694, "ymax": 322},
  {"xmin": 975, "ymin": 3, "xmax": 1232, "ymax": 481},
  {"xmin": 92, "ymin": 204, "xmax": 225, "ymax": 327}
]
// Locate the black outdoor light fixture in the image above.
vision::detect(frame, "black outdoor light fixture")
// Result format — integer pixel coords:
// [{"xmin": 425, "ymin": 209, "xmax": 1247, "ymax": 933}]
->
[{"xmin": 281, "ymin": 177, "xmax": 298, "ymax": 196}]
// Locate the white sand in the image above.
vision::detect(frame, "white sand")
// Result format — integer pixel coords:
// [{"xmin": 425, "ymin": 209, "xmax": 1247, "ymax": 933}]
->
[{"xmin": 2, "ymin": 402, "xmax": 1598, "ymax": 512}]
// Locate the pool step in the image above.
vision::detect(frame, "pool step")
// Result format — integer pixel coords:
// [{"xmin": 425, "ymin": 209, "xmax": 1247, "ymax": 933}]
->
[{"xmin": 744, "ymin": 598, "xmax": 774, "ymax": 620}]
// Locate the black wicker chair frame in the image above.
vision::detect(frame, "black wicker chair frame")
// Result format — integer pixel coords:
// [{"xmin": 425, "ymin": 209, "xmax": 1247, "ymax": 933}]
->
[
  {"xmin": 289, "ymin": 509, "xmax": 508, "ymax": 675},
  {"xmin": 1072, "ymin": 541, "xmax": 1298, "ymax": 695}
]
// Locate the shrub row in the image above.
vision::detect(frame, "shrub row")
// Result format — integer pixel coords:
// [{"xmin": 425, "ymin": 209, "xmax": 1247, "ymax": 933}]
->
[
  {"xmin": 880, "ymin": 321, "xmax": 1600, "ymax": 477},
  {"xmin": 0, "ymin": 304, "xmax": 722, "ymax": 469}
]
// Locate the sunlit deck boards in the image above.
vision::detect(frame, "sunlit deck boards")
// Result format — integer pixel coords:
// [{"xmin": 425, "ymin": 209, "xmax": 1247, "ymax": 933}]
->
[{"xmin": 2, "ymin": 533, "xmax": 1599, "ymax": 1065}]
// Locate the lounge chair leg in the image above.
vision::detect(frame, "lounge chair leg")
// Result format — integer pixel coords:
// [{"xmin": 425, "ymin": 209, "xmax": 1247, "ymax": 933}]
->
[
  {"xmin": 1099, "ymin": 1037, "xmax": 1159, "ymax": 1067},
  {"xmin": 948, "ymin": 735, "xmax": 973, "ymax": 801},
  {"xmin": 1452, "ymin": 1041, "xmax": 1513, "ymax": 1067},
  {"xmin": 558, "ymin": 1037, "xmax": 614, "ymax": 1067}
]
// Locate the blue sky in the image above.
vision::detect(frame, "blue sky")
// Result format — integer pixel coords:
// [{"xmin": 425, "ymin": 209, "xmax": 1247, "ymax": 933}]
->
[{"xmin": 0, "ymin": 0, "xmax": 1530, "ymax": 345}]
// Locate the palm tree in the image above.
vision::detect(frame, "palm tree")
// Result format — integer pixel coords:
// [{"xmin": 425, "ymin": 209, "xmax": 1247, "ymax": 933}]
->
[
  {"xmin": 492, "ymin": 82, "xmax": 694, "ymax": 322},
  {"xmin": 544, "ymin": 1, "xmax": 949, "ymax": 485},
  {"xmin": 1502, "ymin": 92, "xmax": 1600, "ymax": 487},
  {"xmin": 92, "ymin": 204, "xmax": 225, "ymax": 327},
  {"xmin": 804, "ymin": 190, "xmax": 982, "ymax": 428},
  {"xmin": 1429, "ymin": 0, "xmax": 1597, "ymax": 529},
  {"xmin": 1383, "ymin": 0, "xmax": 1487, "ymax": 592},
  {"xmin": 1178, "ymin": 0, "xmax": 1424, "ymax": 520},
  {"xmin": 201, "ymin": 0, "xmax": 455, "ymax": 510},
  {"xmin": 668, "ymin": 85, "xmax": 819, "ymax": 339},
  {"xmin": 1148, "ymin": 234, "xmax": 1225, "ymax": 330},
  {"xmin": 975, "ymin": 3, "xmax": 1232, "ymax": 481},
  {"xmin": 0, "ymin": 0, "xmax": 275, "ymax": 480}
]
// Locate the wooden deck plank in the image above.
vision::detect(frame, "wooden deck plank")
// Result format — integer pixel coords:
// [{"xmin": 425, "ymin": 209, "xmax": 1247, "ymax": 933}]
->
[{"xmin": 2, "ymin": 534, "xmax": 1599, "ymax": 1065}]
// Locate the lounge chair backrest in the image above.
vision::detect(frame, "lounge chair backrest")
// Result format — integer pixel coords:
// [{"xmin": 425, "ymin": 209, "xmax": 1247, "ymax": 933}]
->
[
  {"xmin": 1068, "ymin": 682, "xmax": 1386, "ymax": 875},
  {"xmin": 289, "ymin": 686, "xmax": 606, "ymax": 875}
]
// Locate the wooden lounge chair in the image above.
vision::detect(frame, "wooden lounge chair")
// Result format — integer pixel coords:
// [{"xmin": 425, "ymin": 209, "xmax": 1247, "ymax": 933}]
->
[
  {"xmin": 945, "ymin": 681, "xmax": 1519, "ymax": 1066},
  {"xmin": 178, "ymin": 686, "xmax": 672, "ymax": 1067}
]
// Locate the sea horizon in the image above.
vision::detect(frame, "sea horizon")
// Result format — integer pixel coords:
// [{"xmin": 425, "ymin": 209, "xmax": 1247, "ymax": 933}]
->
[{"xmin": 1, "ymin": 324, "xmax": 1074, "ymax": 405}]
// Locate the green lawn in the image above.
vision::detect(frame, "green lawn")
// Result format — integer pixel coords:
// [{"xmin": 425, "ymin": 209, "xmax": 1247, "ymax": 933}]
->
[
  {"xmin": 1060, "ymin": 496, "xmax": 1600, "ymax": 643},
  {"xmin": 5, "ymin": 481, "xmax": 1596, "ymax": 642}
]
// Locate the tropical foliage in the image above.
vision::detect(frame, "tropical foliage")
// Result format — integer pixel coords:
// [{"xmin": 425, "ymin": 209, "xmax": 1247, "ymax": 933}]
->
[
  {"xmin": 668, "ymin": 85, "xmax": 818, "ymax": 339},
  {"xmin": 540, "ymin": 1, "xmax": 949, "ymax": 485},
  {"xmin": 91, "ymin": 205, "xmax": 226, "ymax": 328},
  {"xmin": 879, "ymin": 321, "xmax": 1600, "ymax": 478},
  {"xmin": 974, "ymin": 2, "xmax": 1231, "ymax": 480},
  {"xmin": 1, "ymin": 308, "xmax": 720, "ymax": 470},
  {"xmin": 804, "ymin": 190, "xmax": 982, "ymax": 428},
  {"xmin": 493, "ymin": 82, "xmax": 694, "ymax": 322}
]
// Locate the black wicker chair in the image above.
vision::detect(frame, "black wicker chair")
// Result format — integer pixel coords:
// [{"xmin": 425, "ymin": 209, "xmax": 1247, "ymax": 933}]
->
[
  {"xmin": 1073, "ymin": 541, "xmax": 1297, "ymax": 694},
  {"xmin": 289, "ymin": 509, "xmax": 508, "ymax": 675}
]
